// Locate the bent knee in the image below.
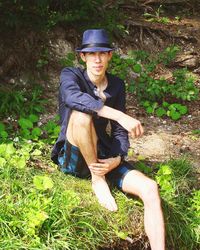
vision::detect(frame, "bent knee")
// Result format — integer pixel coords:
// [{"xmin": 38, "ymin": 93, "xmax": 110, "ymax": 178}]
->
[
  {"xmin": 141, "ymin": 179, "xmax": 160, "ymax": 204},
  {"xmin": 70, "ymin": 110, "xmax": 93, "ymax": 128}
]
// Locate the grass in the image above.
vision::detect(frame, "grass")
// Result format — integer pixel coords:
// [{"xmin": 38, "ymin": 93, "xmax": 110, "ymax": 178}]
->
[
  {"xmin": 0, "ymin": 138, "xmax": 199, "ymax": 250},
  {"xmin": 0, "ymin": 143, "xmax": 144, "ymax": 250}
]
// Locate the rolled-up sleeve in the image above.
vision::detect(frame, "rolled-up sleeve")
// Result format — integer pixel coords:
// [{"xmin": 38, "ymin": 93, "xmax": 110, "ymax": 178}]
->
[
  {"xmin": 110, "ymin": 81, "xmax": 130, "ymax": 156},
  {"xmin": 60, "ymin": 68, "xmax": 104, "ymax": 115}
]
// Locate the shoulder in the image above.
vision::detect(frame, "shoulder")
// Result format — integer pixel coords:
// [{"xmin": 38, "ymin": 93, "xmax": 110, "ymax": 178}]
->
[
  {"xmin": 61, "ymin": 67, "xmax": 83, "ymax": 77},
  {"xmin": 60, "ymin": 67, "xmax": 84, "ymax": 82}
]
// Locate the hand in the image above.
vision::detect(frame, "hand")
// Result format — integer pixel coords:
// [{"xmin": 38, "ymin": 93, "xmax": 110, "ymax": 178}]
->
[
  {"xmin": 89, "ymin": 156, "xmax": 121, "ymax": 176},
  {"xmin": 118, "ymin": 114, "xmax": 144, "ymax": 138}
]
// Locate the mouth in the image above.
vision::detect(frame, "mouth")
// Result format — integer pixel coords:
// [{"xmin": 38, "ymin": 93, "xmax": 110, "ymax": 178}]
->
[{"xmin": 94, "ymin": 66, "xmax": 103, "ymax": 70}]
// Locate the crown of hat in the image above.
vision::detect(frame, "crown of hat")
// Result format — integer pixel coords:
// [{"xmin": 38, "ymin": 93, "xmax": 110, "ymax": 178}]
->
[
  {"xmin": 82, "ymin": 29, "xmax": 110, "ymax": 45},
  {"xmin": 75, "ymin": 29, "xmax": 114, "ymax": 52}
]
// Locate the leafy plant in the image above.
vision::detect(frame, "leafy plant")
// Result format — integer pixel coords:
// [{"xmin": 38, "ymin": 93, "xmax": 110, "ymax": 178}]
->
[
  {"xmin": 156, "ymin": 164, "xmax": 175, "ymax": 200},
  {"xmin": 0, "ymin": 0, "xmax": 122, "ymax": 33},
  {"xmin": 33, "ymin": 175, "xmax": 54, "ymax": 191},
  {"xmin": 192, "ymin": 129, "xmax": 200, "ymax": 135},
  {"xmin": 36, "ymin": 48, "xmax": 49, "ymax": 69},
  {"xmin": 0, "ymin": 87, "xmax": 46, "ymax": 117},
  {"xmin": 0, "ymin": 122, "xmax": 8, "ymax": 140},
  {"xmin": 171, "ymin": 68, "xmax": 199, "ymax": 101},
  {"xmin": 142, "ymin": 101, "xmax": 188, "ymax": 120},
  {"xmin": 109, "ymin": 53, "xmax": 136, "ymax": 81},
  {"xmin": 60, "ymin": 52, "xmax": 76, "ymax": 67},
  {"xmin": 144, "ymin": 5, "xmax": 170, "ymax": 24},
  {"xmin": 158, "ymin": 46, "xmax": 180, "ymax": 65},
  {"xmin": 18, "ymin": 114, "xmax": 42, "ymax": 140},
  {"xmin": 155, "ymin": 159, "xmax": 199, "ymax": 249},
  {"xmin": 42, "ymin": 115, "xmax": 60, "ymax": 144},
  {"xmin": 113, "ymin": 47, "xmax": 199, "ymax": 121}
]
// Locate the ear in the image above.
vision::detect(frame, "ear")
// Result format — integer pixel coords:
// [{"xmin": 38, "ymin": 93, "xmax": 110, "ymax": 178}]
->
[
  {"xmin": 80, "ymin": 52, "xmax": 86, "ymax": 62},
  {"xmin": 108, "ymin": 51, "xmax": 113, "ymax": 61}
]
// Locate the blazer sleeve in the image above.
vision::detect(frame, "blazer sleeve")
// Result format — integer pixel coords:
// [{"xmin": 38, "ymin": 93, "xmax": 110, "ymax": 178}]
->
[{"xmin": 59, "ymin": 68, "xmax": 104, "ymax": 115}]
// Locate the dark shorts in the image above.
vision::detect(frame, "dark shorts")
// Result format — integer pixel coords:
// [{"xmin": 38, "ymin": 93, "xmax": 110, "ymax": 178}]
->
[{"xmin": 58, "ymin": 140, "xmax": 135, "ymax": 190}]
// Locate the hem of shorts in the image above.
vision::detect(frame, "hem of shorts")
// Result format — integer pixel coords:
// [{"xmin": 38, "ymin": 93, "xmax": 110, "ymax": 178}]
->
[{"xmin": 118, "ymin": 169, "xmax": 130, "ymax": 190}]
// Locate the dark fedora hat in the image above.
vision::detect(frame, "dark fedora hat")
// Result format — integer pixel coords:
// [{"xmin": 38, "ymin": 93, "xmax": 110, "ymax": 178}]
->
[{"xmin": 75, "ymin": 29, "xmax": 115, "ymax": 52}]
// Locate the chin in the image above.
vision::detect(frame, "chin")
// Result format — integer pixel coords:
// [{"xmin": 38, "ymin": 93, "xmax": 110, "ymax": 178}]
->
[{"xmin": 94, "ymin": 69, "xmax": 105, "ymax": 76}]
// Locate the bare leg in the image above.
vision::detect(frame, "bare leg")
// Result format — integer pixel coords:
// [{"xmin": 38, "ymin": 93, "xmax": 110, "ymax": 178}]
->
[
  {"xmin": 66, "ymin": 110, "xmax": 117, "ymax": 211},
  {"xmin": 122, "ymin": 170, "xmax": 165, "ymax": 250}
]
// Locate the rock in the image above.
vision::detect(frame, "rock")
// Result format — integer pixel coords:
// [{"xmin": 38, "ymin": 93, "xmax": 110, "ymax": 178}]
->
[{"xmin": 130, "ymin": 134, "xmax": 168, "ymax": 158}]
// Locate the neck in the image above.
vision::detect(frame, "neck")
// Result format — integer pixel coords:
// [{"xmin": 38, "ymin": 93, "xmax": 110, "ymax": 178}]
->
[{"xmin": 87, "ymin": 70, "xmax": 106, "ymax": 87}]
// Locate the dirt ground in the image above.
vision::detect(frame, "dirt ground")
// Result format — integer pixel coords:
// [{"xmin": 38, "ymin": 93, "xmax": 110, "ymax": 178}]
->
[{"xmin": 127, "ymin": 93, "xmax": 200, "ymax": 176}]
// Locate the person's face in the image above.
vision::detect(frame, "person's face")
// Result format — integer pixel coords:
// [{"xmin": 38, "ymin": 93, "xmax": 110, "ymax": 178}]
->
[{"xmin": 80, "ymin": 51, "xmax": 112, "ymax": 77}]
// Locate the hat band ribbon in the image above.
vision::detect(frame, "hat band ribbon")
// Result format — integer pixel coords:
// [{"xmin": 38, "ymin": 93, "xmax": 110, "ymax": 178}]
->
[{"xmin": 81, "ymin": 43, "xmax": 111, "ymax": 49}]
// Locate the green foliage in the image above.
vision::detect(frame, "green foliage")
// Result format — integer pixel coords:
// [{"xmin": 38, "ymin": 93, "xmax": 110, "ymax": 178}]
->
[
  {"xmin": 18, "ymin": 114, "xmax": 42, "ymax": 140},
  {"xmin": 0, "ymin": 87, "xmax": 46, "ymax": 117},
  {"xmin": 1, "ymin": 113, "xmax": 60, "ymax": 144},
  {"xmin": 42, "ymin": 115, "xmax": 60, "ymax": 144},
  {"xmin": 60, "ymin": 52, "xmax": 76, "ymax": 67},
  {"xmin": 0, "ymin": 122, "xmax": 8, "ymax": 140},
  {"xmin": 33, "ymin": 175, "xmax": 54, "ymax": 190},
  {"xmin": 156, "ymin": 164, "xmax": 175, "ymax": 200},
  {"xmin": 158, "ymin": 46, "xmax": 180, "ymax": 65},
  {"xmin": 109, "ymin": 46, "xmax": 199, "ymax": 120},
  {"xmin": 189, "ymin": 190, "xmax": 200, "ymax": 243},
  {"xmin": 0, "ymin": 138, "xmax": 142, "ymax": 249},
  {"xmin": 142, "ymin": 101, "xmax": 188, "ymax": 120},
  {"xmin": 0, "ymin": 0, "xmax": 122, "ymax": 33},
  {"xmin": 0, "ymin": 136, "xmax": 199, "ymax": 250},
  {"xmin": 109, "ymin": 53, "xmax": 137, "ymax": 80},
  {"xmin": 144, "ymin": 5, "xmax": 170, "ymax": 24},
  {"xmin": 155, "ymin": 159, "xmax": 199, "ymax": 249},
  {"xmin": 192, "ymin": 129, "xmax": 200, "ymax": 135},
  {"xmin": 172, "ymin": 68, "xmax": 199, "ymax": 101},
  {"xmin": 36, "ymin": 48, "xmax": 49, "ymax": 69}
]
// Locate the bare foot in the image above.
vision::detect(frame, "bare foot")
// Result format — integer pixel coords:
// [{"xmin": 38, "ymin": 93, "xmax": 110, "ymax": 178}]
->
[{"xmin": 92, "ymin": 176, "xmax": 118, "ymax": 211}]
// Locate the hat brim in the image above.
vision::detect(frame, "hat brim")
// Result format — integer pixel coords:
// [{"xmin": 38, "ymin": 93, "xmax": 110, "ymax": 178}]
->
[{"xmin": 75, "ymin": 47, "xmax": 115, "ymax": 52}]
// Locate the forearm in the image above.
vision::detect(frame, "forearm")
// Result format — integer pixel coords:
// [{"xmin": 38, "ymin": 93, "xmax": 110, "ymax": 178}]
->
[
  {"xmin": 97, "ymin": 105, "xmax": 124, "ymax": 122},
  {"xmin": 98, "ymin": 105, "xmax": 144, "ymax": 138}
]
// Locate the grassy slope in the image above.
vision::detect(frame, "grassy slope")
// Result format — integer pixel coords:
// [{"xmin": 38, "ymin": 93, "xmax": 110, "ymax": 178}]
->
[{"xmin": 0, "ymin": 141, "xmax": 199, "ymax": 250}]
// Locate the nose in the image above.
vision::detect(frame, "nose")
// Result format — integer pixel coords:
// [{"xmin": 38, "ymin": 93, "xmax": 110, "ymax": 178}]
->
[{"xmin": 94, "ymin": 53, "xmax": 101, "ymax": 62}]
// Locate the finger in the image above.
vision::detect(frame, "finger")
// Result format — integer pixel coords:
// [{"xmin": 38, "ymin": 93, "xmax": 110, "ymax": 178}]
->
[
  {"xmin": 140, "ymin": 124, "xmax": 144, "ymax": 135},
  {"xmin": 89, "ymin": 163, "xmax": 106, "ymax": 167},
  {"xmin": 130, "ymin": 129, "xmax": 136, "ymax": 138},
  {"xmin": 137, "ymin": 123, "xmax": 144, "ymax": 137},
  {"xmin": 98, "ymin": 159, "xmax": 107, "ymax": 163},
  {"xmin": 136, "ymin": 125, "xmax": 142, "ymax": 137},
  {"xmin": 90, "ymin": 168, "xmax": 108, "ymax": 176},
  {"xmin": 89, "ymin": 165, "xmax": 109, "ymax": 173}
]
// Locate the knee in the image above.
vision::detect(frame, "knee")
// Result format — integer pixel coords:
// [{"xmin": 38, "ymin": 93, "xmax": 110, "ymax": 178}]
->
[
  {"xmin": 141, "ymin": 179, "xmax": 161, "ymax": 206},
  {"xmin": 71, "ymin": 110, "xmax": 92, "ymax": 129}
]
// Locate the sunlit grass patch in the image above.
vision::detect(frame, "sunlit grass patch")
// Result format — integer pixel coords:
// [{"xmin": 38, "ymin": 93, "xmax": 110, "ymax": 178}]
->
[{"xmin": 0, "ymin": 139, "xmax": 199, "ymax": 250}]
